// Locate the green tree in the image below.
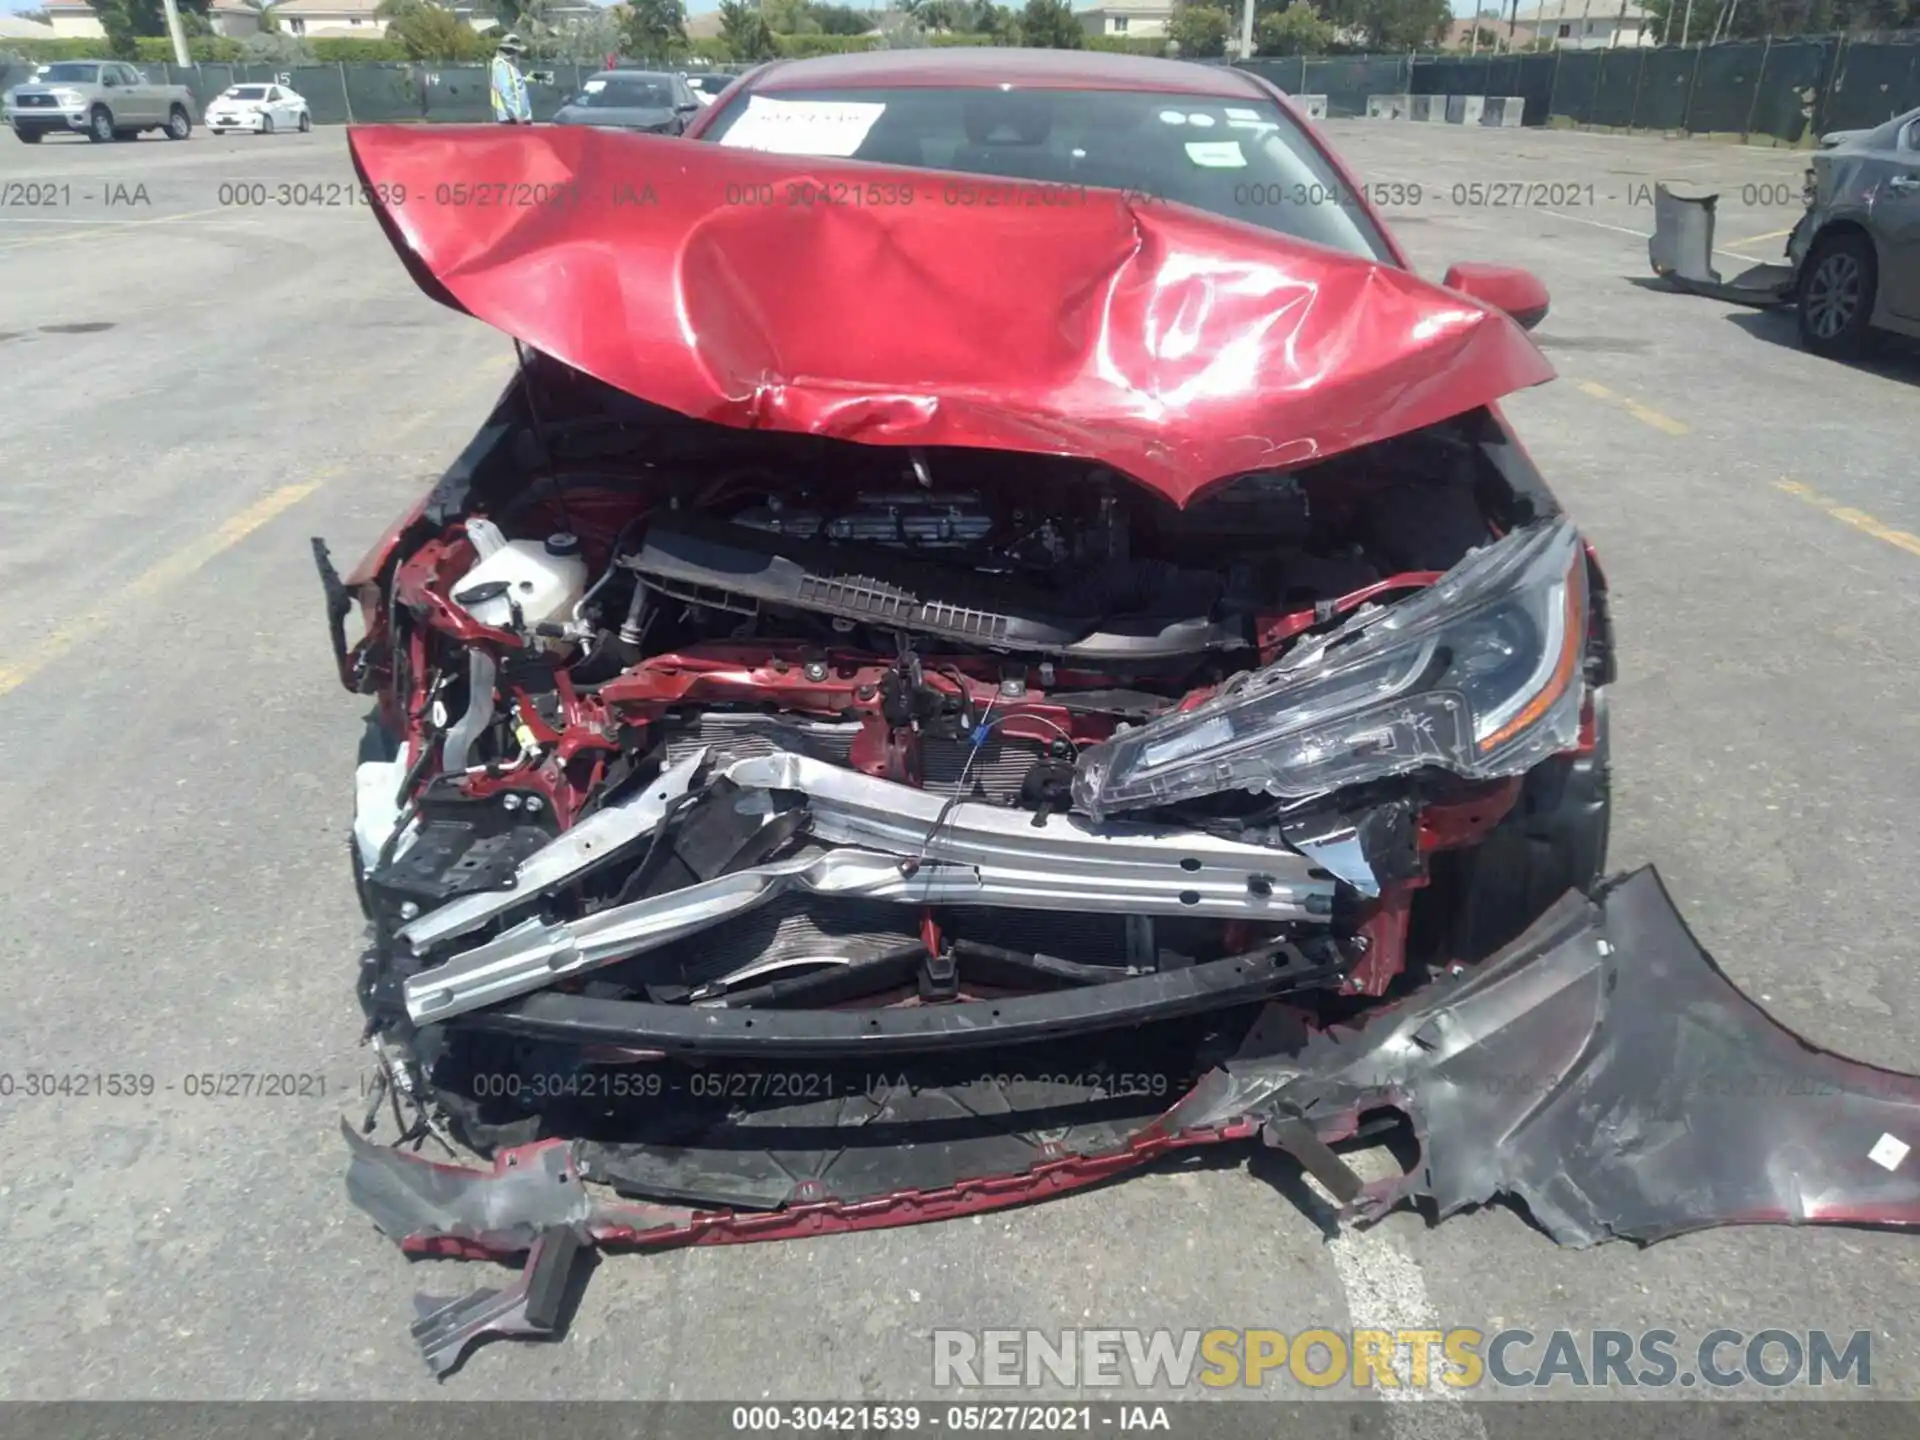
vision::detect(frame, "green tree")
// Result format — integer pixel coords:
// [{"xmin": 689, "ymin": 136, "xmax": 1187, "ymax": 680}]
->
[
  {"xmin": 240, "ymin": 28, "xmax": 316, "ymax": 59},
  {"xmin": 620, "ymin": 0, "xmax": 689, "ymax": 55},
  {"xmin": 88, "ymin": 0, "xmax": 213, "ymax": 54},
  {"xmin": 376, "ymin": 0, "xmax": 486, "ymax": 59},
  {"xmin": 1168, "ymin": 0, "xmax": 1229, "ymax": 53},
  {"xmin": 764, "ymin": 0, "xmax": 822, "ymax": 31},
  {"xmin": 1640, "ymin": 0, "xmax": 1917, "ymax": 40},
  {"xmin": 718, "ymin": 0, "xmax": 776, "ymax": 56},
  {"xmin": 811, "ymin": 2, "xmax": 876, "ymax": 31},
  {"xmin": 1255, "ymin": 0, "xmax": 1332, "ymax": 51},
  {"xmin": 955, "ymin": 0, "xmax": 1017, "ymax": 35},
  {"xmin": 1320, "ymin": 0, "xmax": 1447, "ymax": 48},
  {"xmin": 1015, "ymin": 0, "xmax": 1080, "ymax": 45},
  {"xmin": 549, "ymin": 5, "xmax": 622, "ymax": 59}
]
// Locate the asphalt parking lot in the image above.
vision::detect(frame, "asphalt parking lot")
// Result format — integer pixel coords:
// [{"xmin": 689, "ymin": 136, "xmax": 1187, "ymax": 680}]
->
[{"xmin": 2, "ymin": 117, "xmax": 1918, "ymax": 1411}]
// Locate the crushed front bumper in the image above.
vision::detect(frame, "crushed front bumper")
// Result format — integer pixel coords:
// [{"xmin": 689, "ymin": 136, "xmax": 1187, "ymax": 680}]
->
[{"xmin": 348, "ymin": 866, "xmax": 1920, "ymax": 1374}]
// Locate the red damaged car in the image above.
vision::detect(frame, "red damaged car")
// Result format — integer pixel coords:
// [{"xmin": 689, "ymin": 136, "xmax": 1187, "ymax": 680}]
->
[{"xmin": 320, "ymin": 52, "xmax": 1920, "ymax": 1376}]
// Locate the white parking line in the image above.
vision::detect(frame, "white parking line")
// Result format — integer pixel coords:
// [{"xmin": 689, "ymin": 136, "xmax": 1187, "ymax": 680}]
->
[
  {"xmin": 1329, "ymin": 1228, "xmax": 1492, "ymax": 1436},
  {"xmin": 1539, "ymin": 206, "xmax": 1768, "ymax": 265},
  {"xmin": 1325, "ymin": 1147, "xmax": 1491, "ymax": 1435}
]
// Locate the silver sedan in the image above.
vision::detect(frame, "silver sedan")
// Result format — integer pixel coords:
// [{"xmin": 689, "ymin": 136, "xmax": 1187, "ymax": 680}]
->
[{"xmin": 1788, "ymin": 105, "xmax": 1920, "ymax": 358}]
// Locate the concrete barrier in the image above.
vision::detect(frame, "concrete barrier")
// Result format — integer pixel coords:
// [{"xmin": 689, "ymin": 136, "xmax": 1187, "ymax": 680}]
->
[
  {"xmin": 1481, "ymin": 95, "xmax": 1527, "ymax": 127},
  {"xmin": 1295, "ymin": 93, "xmax": 1328, "ymax": 120},
  {"xmin": 1370, "ymin": 93, "xmax": 1515, "ymax": 123}
]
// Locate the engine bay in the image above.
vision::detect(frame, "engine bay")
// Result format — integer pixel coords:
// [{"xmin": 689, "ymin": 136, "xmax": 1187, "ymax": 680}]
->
[{"xmin": 319, "ymin": 363, "xmax": 1580, "ymax": 1134}]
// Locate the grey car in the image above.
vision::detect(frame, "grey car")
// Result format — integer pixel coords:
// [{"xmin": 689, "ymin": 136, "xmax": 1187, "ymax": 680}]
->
[
  {"xmin": 551, "ymin": 70, "xmax": 700, "ymax": 135},
  {"xmin": 1787, "ymin": 104, "xmax": 1920, "ymax": 358}
]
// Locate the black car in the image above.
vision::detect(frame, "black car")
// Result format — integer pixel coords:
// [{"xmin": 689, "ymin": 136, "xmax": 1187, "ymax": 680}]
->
[{"xmin": 550, "ymin": 69, "xmax": 700, "ymax": 134}]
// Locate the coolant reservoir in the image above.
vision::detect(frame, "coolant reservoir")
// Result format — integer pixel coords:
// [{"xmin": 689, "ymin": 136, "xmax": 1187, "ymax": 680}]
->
[{"xmin": 451, "ymin": 531, "xmax": 588, "ymax": 644}]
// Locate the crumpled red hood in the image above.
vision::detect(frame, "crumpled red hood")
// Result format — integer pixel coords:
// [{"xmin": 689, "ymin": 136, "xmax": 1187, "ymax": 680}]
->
[{"xmin": 348, "ymin": 125, "xmax": 1554, "ymax": 507}]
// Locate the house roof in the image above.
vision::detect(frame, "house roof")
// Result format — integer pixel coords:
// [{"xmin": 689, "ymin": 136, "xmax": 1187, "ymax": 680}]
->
[
  {"xmin": 1076, "ymin": 0, "xmax": 1175, "ymax": 13},
  {"xmin": 1513, "ymin": 0, "xmax": 1648, "ymax": 20},
  {"xmin": 271, "ymin": 0, "xmax": 383, "ymax": 15},
  {"xmin": 1440, "ymin": 16, "xmax": 1537, "ymax": 43}
]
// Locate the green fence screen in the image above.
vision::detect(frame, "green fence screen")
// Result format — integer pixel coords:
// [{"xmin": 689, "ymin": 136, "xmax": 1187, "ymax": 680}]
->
[{"xmin": 4, "ymin": 45, "xmax": 1915, "ymax": 144}]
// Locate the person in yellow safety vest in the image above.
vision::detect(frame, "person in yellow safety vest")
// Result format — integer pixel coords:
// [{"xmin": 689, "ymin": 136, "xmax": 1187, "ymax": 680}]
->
[{"xmin": 490, "ymin": 32, "xmax": 532, "ymax": 124}]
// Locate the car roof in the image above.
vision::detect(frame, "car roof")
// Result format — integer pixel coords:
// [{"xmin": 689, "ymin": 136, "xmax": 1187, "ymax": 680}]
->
[
  {"xmin": 744, "ymin": 48, "xmax": 1276, "ymax": 101},
  {"xmin": 598, "ymin": 69, "xmax": 679, "ymax": 83}
]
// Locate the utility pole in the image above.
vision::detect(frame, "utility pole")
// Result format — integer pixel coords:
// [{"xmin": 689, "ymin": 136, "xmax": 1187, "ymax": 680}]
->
[
  {"xmin": 1239, "ymin": 0, "xmax": 1255, "ymax": 60},
  {"xmin": 160, "ymin": 0, "xmax": 191, "ymax": 65},
  {"xmin": 1680, "ymin": 0, "xmax": 1695, "ymax": 43},
  {"xmin": 1507, "ymin": 0, "xmax": 1519, "ymax": 51}
]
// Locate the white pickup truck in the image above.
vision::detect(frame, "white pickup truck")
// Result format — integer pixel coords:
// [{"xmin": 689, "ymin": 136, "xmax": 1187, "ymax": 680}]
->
[{"xmin": 4, "ymin": 60, "xmax": 198, "ymax": 144}]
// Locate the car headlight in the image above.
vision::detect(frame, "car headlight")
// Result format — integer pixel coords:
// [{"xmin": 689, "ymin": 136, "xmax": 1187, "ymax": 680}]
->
[
  {"xmin": 53, "ymin": 88, "xmax": 85, "ymax": 105},
  {"xmin": 1072, "ymin": 518, "xmax": 1590, "ymax": 820}
]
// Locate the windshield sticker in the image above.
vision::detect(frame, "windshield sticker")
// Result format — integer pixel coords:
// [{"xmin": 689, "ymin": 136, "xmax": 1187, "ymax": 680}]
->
[
  {"xmin": 1224, "ymin": 107, "xmax": 1260, "ymax": 120},
  {"xmin": 1186, "ymin": 112, "xmax": 1217, "ymax": 127},
  {"xmin": 1185, "ymin": 140, "xmax": 1247, "ymax": 168},
  {"xmin": 717, "ymin": 96, "xmax": 887, "ymax": 156},
  {"xmin": 1158, "ymin": 109, "xmax": 1188, "ymax": 125},
  {"xmin": 582, "ymin": 79, "xmax": 606, "ymax": 93}
]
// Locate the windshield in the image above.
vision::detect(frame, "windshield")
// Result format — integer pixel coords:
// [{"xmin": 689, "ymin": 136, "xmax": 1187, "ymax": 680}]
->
[
  {"xmin": 703, "ymin": 86, "xmax": 1393, "ymax": 260},
  {"xmin": 227, "ymin": 86, "xmax": 269, "ymax": 100},
  {"xmin": 39, "ymin": 63, "xmax": 102, "ymax": 83},
  {"xmin": 576, "ymin": 77, "xmax": 674, "ymax": 109}
]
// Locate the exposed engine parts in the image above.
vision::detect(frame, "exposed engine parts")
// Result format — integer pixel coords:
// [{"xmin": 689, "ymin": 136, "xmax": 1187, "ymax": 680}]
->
[{"xmin": 314, "ymin": 391, "xmax": 1624, "ymax": 1254}]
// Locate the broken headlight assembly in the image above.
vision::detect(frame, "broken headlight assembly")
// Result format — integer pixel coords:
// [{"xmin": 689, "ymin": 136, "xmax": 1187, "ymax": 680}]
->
[{"xmin": 1072, "ymin": 518, "xmax": 1588, "ymax": 819}]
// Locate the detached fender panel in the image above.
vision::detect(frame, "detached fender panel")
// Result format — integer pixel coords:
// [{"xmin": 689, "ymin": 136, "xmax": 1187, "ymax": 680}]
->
[{"xmin": 1199, "ymin": 866, "xmax": 1920, "ymax": 1246}]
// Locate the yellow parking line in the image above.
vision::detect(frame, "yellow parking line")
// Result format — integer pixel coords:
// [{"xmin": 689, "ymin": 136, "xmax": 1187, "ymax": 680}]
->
[
  {"xmin": 1575, "ymin": 380, "xmax": 1691, "ymax": 436},
  {"xmin": 1723, "ymin": 227, "xmax": 1796, "ymax": 248},
  {"xmin": 0, "ymin": 481, "xmax": 324, "ymax": 699},
  {"xmin": 1777, "ymin": 479, "xmax": 1920, "ymax": 559},
  {"xmin": 0, "ymin": 206, "xmax": 229, "ymax": 252}
]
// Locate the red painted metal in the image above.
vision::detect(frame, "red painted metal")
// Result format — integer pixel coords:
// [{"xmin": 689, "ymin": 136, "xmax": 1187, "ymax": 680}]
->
[
  {"xmin": 345, "ymin": 125, "xmax": 1554, "ymax": 510},
  {"xmin": 396, "ymin": 1113, "xmax": 1259, "ymax": 1263}
]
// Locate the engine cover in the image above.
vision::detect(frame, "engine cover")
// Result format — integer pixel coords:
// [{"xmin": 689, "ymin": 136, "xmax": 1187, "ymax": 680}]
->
[{"xmin": 730, "ymin": 492, "xmax": 995, "ymax": 550}]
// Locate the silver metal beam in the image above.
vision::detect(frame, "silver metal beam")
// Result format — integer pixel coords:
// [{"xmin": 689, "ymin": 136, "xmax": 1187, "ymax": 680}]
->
[
  {"xmin": 394, "ymin": 751, "xmax": 706, "ymax": 954},
  {"xmin": 402, "ymin": 752, "xmax": 1336, "ymax": 1024}
]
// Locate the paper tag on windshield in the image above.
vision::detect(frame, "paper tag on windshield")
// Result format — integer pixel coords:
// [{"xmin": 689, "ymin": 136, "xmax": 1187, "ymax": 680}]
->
[
  {"xmin": 583, "ymin": 78, "xmax": 606, "ymax": 93},
  {"xmin": 717, "ymin": 96, "xmax": 886, "ymax": 156},
  {"xmin": 1185, "ymin": 141, "xmax": 1247, "ymax": 168},
  {"xmin": 1869, "ymin": 1133, "xmax": 1910, "ymax": 1171}
]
